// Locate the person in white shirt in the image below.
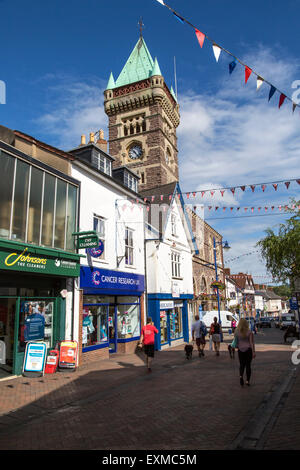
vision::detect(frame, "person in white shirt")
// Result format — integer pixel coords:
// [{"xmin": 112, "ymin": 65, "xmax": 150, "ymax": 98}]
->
[{"xmin": 191, "ymin": 315, "xmax": 207, "ymax": 357}]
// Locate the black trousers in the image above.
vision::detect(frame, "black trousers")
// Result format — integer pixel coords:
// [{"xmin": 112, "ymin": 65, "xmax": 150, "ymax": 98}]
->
[{"xmin": 238, "ymin": 348, "xmax": 253, "ymax": 381}]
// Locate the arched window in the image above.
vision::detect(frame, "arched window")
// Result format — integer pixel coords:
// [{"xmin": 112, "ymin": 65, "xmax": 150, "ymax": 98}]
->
[{"xmin": 200, "ymin": 277, "xmax": 207, "ymax": 294}]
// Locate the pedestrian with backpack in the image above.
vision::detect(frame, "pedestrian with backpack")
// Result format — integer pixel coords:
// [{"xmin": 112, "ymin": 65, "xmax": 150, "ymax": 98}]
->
[
  {"xmin": 209, "ymin": 317, "xmax": 222, "ymax": 356},
  {"xmin": 191, "ymin": 315, "xmax": 207, "ymax": 357}
]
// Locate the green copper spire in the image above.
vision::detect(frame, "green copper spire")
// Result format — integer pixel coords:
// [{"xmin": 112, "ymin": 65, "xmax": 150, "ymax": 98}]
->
[
  {"xmin": 151, "ymin": 57, "xmax": 162, "ymax": 77},
  {"xmin": 115, "ymin": 37, "xmax": 156, "ymax": 88},
  {"xmin": 106, "ymin": 72, "xmax": 116, "ymax": 90},
  {"xmin": 170, "ymin": 85, "xmax": 177, "ymax": 102}
]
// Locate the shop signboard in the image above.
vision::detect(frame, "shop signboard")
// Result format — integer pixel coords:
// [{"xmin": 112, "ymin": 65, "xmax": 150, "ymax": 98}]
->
[
  {"xmin": 24, "ymin": 312, "xmax": 45, "ymax": 342},
  {"xmin": 77, "ymin": 235, "xmax": 99, "ymax": 250},
  {"xmin": 0, "ymin": 241, "xmax": 80, "ymax": 277},
  {"xmin": 58, "ymin": 341, "xmax": 78, "ymax": 371},
  {"xmin": 23, "ymin": 342, "xmax": 47, "ymax": 377},
  {"xmin": 80, "ymin": 266, "xmax": 144, "ymax": 293},
  {"xmin": 160, "ymin": 300, "xmax": 174, "ymax": 310}
]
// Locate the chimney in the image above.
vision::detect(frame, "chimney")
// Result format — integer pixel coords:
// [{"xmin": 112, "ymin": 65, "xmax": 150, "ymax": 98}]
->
[
  {"xmin": 80, "ymin": 134, "xmax": 86, "ymax": 146},
  {"xmin": 96, "ymin": 129, "xmax": 108, "ymax": 153},
  {"xmin": 89, "ymin": 132, "xmax": 95, "ymax": 144},
  {"xmin": 224, "ymin": 268, "xmax": 231, "ymax": 276}
]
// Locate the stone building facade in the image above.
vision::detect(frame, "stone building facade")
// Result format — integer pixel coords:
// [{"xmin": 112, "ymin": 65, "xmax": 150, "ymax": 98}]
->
[{"xmin": 104, "ymin": 37, "xmax": 180, "ymax": 191}]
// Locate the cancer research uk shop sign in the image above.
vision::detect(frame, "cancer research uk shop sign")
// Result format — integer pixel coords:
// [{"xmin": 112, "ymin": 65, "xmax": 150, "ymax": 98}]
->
[{"xmin": 80, "ymin": 266, "xmax": 145, "ymax": 293}]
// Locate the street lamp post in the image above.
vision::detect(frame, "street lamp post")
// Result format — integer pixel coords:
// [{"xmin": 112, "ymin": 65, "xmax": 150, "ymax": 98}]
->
[{"xmin": 213, "ymin": 237, "xmax": 231, "ymax": 341}]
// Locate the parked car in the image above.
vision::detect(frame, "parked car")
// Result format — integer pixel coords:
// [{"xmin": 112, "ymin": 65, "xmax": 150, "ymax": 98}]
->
[
  {"xmin": 201, "ymin": 311, "xmax": 239, "ymax": 332},
  {"xmin": 280, "ymin": 314, "xmax": 296, "ymax": 330},
  {"xmin": 258, "ymin": 317, "xmax": 272, "ymax": 328}
]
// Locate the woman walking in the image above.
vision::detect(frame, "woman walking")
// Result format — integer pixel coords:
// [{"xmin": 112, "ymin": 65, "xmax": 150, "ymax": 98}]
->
[
  {"xmin": 209, "ymin": 317, "xmax": 222, "ymax": 356},
  {"xmin": 234, "ymin": 318, "xmax": 256, "ymax": 386}
]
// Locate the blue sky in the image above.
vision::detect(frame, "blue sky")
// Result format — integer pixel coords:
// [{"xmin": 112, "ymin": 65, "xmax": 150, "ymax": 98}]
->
[{"xmin": 0, "ymin": 0, "xmax": 300, "ymax": 284}]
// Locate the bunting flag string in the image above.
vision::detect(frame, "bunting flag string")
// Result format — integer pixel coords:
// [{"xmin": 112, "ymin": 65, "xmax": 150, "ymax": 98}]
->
[
  {"xmin": 140, "ymin": 178, "xmax": 300, "ymax": 202},
  {"xmin": 154, "ymin": 0, "xmax": 299, "ymax": 112}
]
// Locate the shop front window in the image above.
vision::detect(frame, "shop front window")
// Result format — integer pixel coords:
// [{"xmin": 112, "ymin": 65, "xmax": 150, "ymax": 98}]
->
[
  {"xmin": 0, "ymin": 152, "xmax": 15, "ymax": 239},
  {"xmin": 12, "ymin": 159, "xmax": 30, "ymax": 241},
  {"xmin": 170, "ymin": 307, "xmax": 183, "ymax": 340},
  {"xmin": 18, "ymin": 300, "xmax": 54, "ymax": 352},
  {"xmin": 82, "ymin": 306, "xmax": 108, "ymax": 347},
  {"xmin": 117, "ymin": 304, "xmax": 140, "ymax": 339}
]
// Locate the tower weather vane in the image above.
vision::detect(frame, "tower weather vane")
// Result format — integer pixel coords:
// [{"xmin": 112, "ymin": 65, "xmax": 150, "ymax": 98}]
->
[{"xmin": 138, "ymin": 17, "xmax": 144, "ymax": 38}]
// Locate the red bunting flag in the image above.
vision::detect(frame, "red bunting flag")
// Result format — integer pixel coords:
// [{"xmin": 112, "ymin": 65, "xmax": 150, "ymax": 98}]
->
[
  {"xmin": 144, "ymin": 198, "xmax": 147, "ymax": 202},
  {"xmin": 220, "ymin": 190, "xmax": 225, "ymax": 197},
  {"xmin": 151, "ymin": 196, "xmax": 155, "ymax": 202},
  {"xmin": 258, "ymin": 207, "xmax": 261, "ymax": 212},
  {"xmin": 210, "ymin": 191, "xmax": 215, "ymax": 197},
  {"xmin": 284, "ymin": 205, "xmax": 288, "ymax": 211},
  {"xmin": 223, "ymin": 207, "xmax": 226, "ymax": 211},
  {"xmin": 230, "ymin": 207, "xmax": 233, "ymax": 211},
  {"xmin": 273, "ymin": 184, "xmax": 278, "ymax": 191},
  {"xmin": 240, "ymin": 186, "xmax": 246, "ymax": 191},
  {"xmin": 271, "ymin": 206, "xmax": 275, "ymax": 211},
  {"xmin": 169, "ymin": 195, "xmax": 172, "ymax": 200},
  {"xmin": 231, "ymin": 188, "xmax": 235, "ymax": 195},
  {"xmin": 278, "ymin": 205, "xmax": 282, "ymax": 211},
  {"xmin": 279, "ymin": 93, "xmax": 287, "ymax": 109},
  {"xmin": 265, "ymin": 207, "xmax": 268, "ymax": 212},
  {"xmin": 195, "ymin": 29, "xmax": 205, "ymax": 48},
  {"xmin": 215, "ymin": 207, "xmax": 219, "ymax": 211},
  {"xmin": 193, "ymin": 192, "xmax": 196, "ymax": 198},
  {"xmin": 297, "ymin": 180, "xmax": 300, "ymax": 185},
  {"xmin": 208, "ymin": 206, "xmax": 212, "ymax": 211},
  {"xmin": 187, "ymin": 193, "xmax": 190, "ymax": 199},
  {"xmin": 285, "ymin": 182, "xmax": 290, "ymax": 189},
  {"xmin": 201, "ymin": 191, "xmax": 205, "ymax": 197},
  {"xmin": 147, "ymin": 206, "xmax": 150, "ymax": 212},
  {"xmin": 251, "ymin": 207, "xmax": 254, "ymax": 213},
  {"xmin": 245, "ymin": 207, "xmax": 248, "ymax": 212},
  {"xmin": 245, "ymin": 66, "xmax": 252, "ymax": 84},
  {"xmin": 251, "ymin": 185, "xmax": 256, "ymax": 192},
  {"xmin": 160, "ymin": 195, "xmax": 164, "ymax": 201},
  {"xmin": 261, "ymin": 185, "xmax": 266, "ymax": 192}
]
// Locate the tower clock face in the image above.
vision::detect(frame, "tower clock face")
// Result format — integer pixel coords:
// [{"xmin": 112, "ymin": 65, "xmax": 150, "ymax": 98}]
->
[{"xmin": 129, "ymin": 145, "xmax": 142, "ymax": 160}]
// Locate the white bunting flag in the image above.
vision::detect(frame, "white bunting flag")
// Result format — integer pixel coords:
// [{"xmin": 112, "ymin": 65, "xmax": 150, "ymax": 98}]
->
[
  {"xmin": 257, "ymin": 76, "xmax": 264, "ymax": 91},
  {"xmin": 212, "ymin": 44, "xmax": 221, "ymax": 62},
  {"xmin": 156, "ymin": 0, "xmax": 165, "ymax": 5}
]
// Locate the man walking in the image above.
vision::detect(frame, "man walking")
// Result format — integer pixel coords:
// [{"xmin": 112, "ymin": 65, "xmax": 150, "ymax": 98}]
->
[
  {"xmin": 139, "ymin": 317, "xmax": 158, "ymax": 373},
  {"xmin": 191, "ymin": 315, "xmax": 207, "ymax": 357}
]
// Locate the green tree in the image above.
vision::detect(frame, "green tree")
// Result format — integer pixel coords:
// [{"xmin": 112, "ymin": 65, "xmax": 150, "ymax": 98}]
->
[{"xmin": 257, "ymin": 200, "xmax": 300, "ymax": 287}]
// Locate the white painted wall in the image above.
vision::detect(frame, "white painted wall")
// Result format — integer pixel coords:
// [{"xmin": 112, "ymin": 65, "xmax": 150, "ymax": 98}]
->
[
  {"xmin": 146, "ymin": 198, "xmax": 193, "ymax": 297},
  {"xmin": 70, "ymin": 162, "xmax": 145, "ymax": 344}
]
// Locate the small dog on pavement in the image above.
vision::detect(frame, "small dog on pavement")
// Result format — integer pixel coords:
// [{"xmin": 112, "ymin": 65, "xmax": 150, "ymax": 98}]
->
[
  {"xmin": 228, "ymin": 344, "xmax": 235, "ymax": 359},
  {"xmin": 185, "ymin": 343, "xmax": 193, "ymax": 360}
]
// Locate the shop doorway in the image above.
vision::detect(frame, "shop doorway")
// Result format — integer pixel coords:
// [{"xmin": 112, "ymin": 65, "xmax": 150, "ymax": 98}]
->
[
  {"xmin": 0, "ymin": 297, "xmax": 16, "ymax": 374},
  {"xmin": 108, "ymin": 305, "xmax": 117, "ymax": 353}
]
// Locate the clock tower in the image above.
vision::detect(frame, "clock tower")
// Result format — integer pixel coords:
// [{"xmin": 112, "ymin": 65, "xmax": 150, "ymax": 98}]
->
[{"xmin": 104, "ymin": 35, "xmax": 180, "ymax": 191}]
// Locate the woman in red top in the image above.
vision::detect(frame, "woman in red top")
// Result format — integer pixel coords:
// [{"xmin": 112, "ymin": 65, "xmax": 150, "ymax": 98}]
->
[{"xmin": 139, "ymin": 317, "xmax": 158, "ymax": 373}]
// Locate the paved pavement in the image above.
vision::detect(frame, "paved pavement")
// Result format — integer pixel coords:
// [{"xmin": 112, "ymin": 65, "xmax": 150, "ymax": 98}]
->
[{"xmin": 0, "ymin": 327, "xmax": 299, "ymax": 450}]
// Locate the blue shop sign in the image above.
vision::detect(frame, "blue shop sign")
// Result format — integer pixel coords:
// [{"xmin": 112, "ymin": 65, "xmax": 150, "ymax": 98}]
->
[{"xmin": 80, "ymin": 266, "xmax": 145, "ymax": 293}]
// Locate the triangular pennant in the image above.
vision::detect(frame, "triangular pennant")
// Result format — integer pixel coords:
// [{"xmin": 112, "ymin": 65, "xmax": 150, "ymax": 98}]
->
[
  {"xmin": 220, "ymin": 190, "xmax": 225, "ymax": 197},
  {"xmin": 144, "ymin": 198, "xmax": 148, "ymax": 202},
  {"xmin": 160, "ymin": 195, "xmax": 164, "ymax": 201},
  {"xmin": 258, "ymin": 207, "xmax": 261, "ymax": 212},
  {"xmin": 223, "ymin": 207, "xmax": 226, "ymax": 211},
  {"xmin": 212, "ymin": 44, "xmax": 221, "ymax": 62},
  {"xmin": 201, "ymin": 191, "xmax": 205, "ymax": 197},
  {"xmin": 251, "ymin": 185, "xmax": 256, "ymax": 192},
  {"xmin": 257, "ymin": 76, "xmax": 264, "ymax": 91},
  {"xmin": 269, "ymin": 85, "xmax": 276, "ymax": 101},
  {"xmin": 261, "ymin": 185, "xmax": 266, "ymax": 192},
  {"xmin": 215, "ymin": 206, "xmax": 219, "ymax": 211},
  {"xmin": 230, "ymin": 207, "xmax": 233, "ymax": 211},
  {"xmin": 297, "ymin": 180, "xmax": 300, "ymax": 185},
  {"xmin": 244, "ymin": 207, "xmax": 248, "ymax": 212},
  {"xmin": 237, "ymin": 207, "xmax": 240, "ymax": 211},
  {"xmin": 245, "ymin": 66, "xmax": 252, "ymax": 84},
  {"xmin": 187, "ymin": 193, "xmax": 190, "ymax": 199},
  {"xmin": 285, "ymin": 181, "xmax": 290, "ymax": 189},
  {"xmin": 195, "ymin": 29, "xmax": 205, "ymax": 48},
  {"xmin": 156, "ymin": 0, "xmax": 165, "ymax": 4},
  {"xmin": 210, "ymin": 191, "xmax": 215, "ymax": 197},
  {"xmin": 251, "ymin": 207, "xmax": 254, "ymax": 213},
  {"xmin": 272, "ymin": 184, "xmax": 278, "ymax": 191},
  {"xmin": 265, "ymin": 207, "xmax": 268, "ymax": 212},
  {"xmin": 193, "ymin": 192, "xmax": 196, "ymax": 198},
  {"xmin": 278, "ymin": 205, "xmax": 282, "ymax": 211},
  {"xmin": 229, "ymin": 60, "xmax": 237, "ymax": 74},
  {"xmin": 208, "ymin": 206, "xmax": 212, "ymax": 211},
  {"xmin": 169, "ymin": 195, "xmax": 172, "ymax": 200},
  {"xmin": 240, "ymin": 186, "xmax": 246, "ymax": 192},
  {"xmin": 292, "ymin": 102, "xmax": 297, "ymax": 113},
  {"xmin": 271, "ymin": 206, "xmax": 275, "ymax": 211},
  {"xmin": 279, "ymin": 93, "xmax": 287, "ymax": 109},
  {"xmin": 151, "ymin": 196, "xmax": 155, "ymax": 202},
  {"xmin": 230, "ymin": 188, "xmax": 235, "ymax": 195},
  {"xmin": 173, "ymin": 12, "xmax": 185, "ymax": 23}
]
